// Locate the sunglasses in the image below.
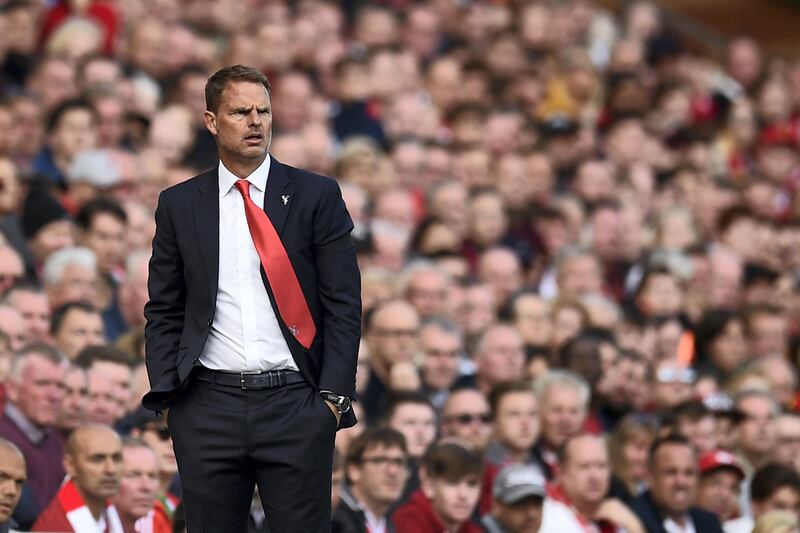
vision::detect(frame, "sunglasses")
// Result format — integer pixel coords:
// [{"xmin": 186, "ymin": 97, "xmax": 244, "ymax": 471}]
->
[
  {"xmin": 446, "ymin": 413, "xmax": 492, "ymax": 425},
  {"xmin": 656, "ymin": 367, "xmax": 696, "ymax": 385}
]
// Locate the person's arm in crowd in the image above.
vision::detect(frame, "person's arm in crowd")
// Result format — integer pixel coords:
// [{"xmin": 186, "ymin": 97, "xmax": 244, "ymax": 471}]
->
[{"xmin": 594, "ymin": 498, "xmax": 645, "ymax": 533}]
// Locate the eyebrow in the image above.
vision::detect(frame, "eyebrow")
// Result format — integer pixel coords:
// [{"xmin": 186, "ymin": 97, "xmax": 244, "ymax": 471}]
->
[{"xmin": 232, "ymin": 105, "xmax": 270, "ymax": 113}]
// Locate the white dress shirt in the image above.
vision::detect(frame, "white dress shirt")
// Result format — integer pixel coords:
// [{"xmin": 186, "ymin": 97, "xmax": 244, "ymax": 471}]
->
[
  {"xmin": 198, "ymin": 156, "xmax": 298, "ymax": 372},
  {"xmin": 663, "ymin": 516, "xmax": 696, "ymax": 533}
]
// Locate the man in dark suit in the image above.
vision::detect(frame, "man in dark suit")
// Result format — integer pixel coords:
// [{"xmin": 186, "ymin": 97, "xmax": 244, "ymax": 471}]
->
[
  {"xmin": 143, "ymin": 65, "xmax": 361, "ymax": 532},
  {"xmin": 630, "ymin": 434, "xmax": 724, "ymax": 533}
]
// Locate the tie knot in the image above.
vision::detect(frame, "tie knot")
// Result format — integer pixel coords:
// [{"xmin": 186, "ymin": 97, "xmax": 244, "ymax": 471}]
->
[{"xmin": 234, "ymin": 179, "xmax": 251, "ymax": 198}]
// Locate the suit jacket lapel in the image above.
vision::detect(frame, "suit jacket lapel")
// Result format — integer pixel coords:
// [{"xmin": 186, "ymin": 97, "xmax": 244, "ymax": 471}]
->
[
  {"xmin": 193, "ymin": 169, "xmax": 220, "ymax": 300},
  {"xmin": 263, "ymin": 157, "xmax": 293, "ymax": 236}
]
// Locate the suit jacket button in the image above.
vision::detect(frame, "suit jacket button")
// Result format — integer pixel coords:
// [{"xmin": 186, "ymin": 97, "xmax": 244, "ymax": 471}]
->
[{"xmin": 207, "ymin": 319, "xmax": 212, "ymax": 326}]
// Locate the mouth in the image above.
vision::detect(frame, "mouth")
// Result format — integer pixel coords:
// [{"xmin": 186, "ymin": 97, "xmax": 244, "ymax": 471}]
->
[{"xmin": 244, "ymin": 133, "xmax": 264, "ymax": 144}]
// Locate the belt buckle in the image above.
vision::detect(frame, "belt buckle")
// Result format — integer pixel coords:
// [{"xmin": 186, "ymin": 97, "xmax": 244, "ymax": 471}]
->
[{"xmin": 240, "ymin": 369, "xmax": 261, "ymax": 390}]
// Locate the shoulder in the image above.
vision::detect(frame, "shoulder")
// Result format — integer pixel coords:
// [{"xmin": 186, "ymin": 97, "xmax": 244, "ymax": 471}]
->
[
  {"xmin": 689, "ymin": 507, "xmax": 723, "ymax": 531},
  {"xmin": 279, "ymin": 161, "xmax": 341, "ymax": 195},
  {"xmin": 159, "ymin": 167, "xmax": 216, "ymax": 201}
]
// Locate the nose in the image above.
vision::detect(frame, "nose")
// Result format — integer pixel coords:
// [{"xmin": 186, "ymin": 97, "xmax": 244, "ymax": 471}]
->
[{"xmin": 248, "ymin": 108, "xmax": 262, "ymax": 125}]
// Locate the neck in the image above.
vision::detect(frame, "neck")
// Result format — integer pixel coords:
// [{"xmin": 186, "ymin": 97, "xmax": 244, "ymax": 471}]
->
[
  {"xmin": 502, "ymin": 442, "xmax": 529, "ymax": 463},
  {"xmin": 352, "ymin": 485, "xmax": 391, "ymax": 519},
  {"xmin": 664, "ymin": 510, "xmax": 688, "ymax": 526},
  {"xmin": 159, "ymin": 473, "xmax": 173, "ymax": 496},
  {"xmin": 745, "ymin": 450, "xmax": 770, "ymax": 470},
  {"xmin": 118, "ymin": 510, "xmax": 139, "ymax": 533},
  {"xmin": 76, "ymin": 486, "xmax": 106, "ymax": 520},
  {"xmin": 221, "ymin": 154, "xmax": 266, "ymax": 179},
  {"xmin": 432, "ymin": 507, "xmax": 462, "ymax": 532},
  {"xmin": 573, "ymin": 499, "xmax": 600, "ymax": 522}
]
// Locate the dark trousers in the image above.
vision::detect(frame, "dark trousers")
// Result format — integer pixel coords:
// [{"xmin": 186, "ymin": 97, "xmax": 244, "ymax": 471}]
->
[{"xmin": 167, "ymin": 370, "xmax": 337, "ymax": 532}]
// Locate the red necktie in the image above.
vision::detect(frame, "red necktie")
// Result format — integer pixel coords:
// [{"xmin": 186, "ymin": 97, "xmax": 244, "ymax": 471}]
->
[{"xmin": 234, "ymin": 179, "xmax": 316, "ymax": 349}]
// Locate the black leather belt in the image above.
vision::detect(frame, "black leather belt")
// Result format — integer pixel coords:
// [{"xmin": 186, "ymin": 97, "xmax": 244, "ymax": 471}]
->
[{"xmin": 196, "ymin": 367, "xmax": 305, "ymax": 390}]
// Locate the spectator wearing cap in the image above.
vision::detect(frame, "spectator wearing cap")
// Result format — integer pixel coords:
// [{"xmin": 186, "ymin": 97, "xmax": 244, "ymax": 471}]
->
[
  {"xmin": 482, "ymin": 464, "xmax": 545, "ymax": 533},
  {"xmin": 630, "ymin": 434, "xmax": 723, "ymax": 533},
  {"xmin": 725, "ymin": 463, "xmax": 800, "ymax": 533},
  {"xmin": 391, "ymin": 442, "xmax": 484, "ymax": 533},
  {"xmin": 20, "ymin": 185, "xmax": 74, "ymax": 278},
  {"xmin": 695, "ymin": 450, "xmax": 745, "ymax": 522},
  {"xmin": 64, "ymin": 149, "xmax": 125, "ymax": 211},
  {"xmin": 540, "ymin": 433, "xmax": 644, "ymax": 533},
  {"xmin": 333, "ymin": 427, "xmax": 408, "ymax": 533}
]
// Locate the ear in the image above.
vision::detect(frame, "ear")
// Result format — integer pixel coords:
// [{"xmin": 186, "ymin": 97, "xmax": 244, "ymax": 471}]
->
[
  {"xmin": 203, "ymin": 110, "xmax": 218, "ymax": 136},
  {"xmin": 4, "ymin": 380, "xmax": 18, "ymax": 404},
  {"xmin": 346, "ymin": 463, "xmax": 361, "ymax": 485},
  {"xmin": 63, "ymin": 453, "xmax": 76, "ymax": 478}
]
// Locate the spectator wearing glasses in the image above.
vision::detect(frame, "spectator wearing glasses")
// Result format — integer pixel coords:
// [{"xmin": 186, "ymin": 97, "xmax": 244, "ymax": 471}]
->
[
  {"xmin": 333, "ymin": 427, "xmax": 408, "ymax": 533},
  {"xmin": 362, "ymin": 300, "xmax": 421, "ymax": 424},
  {"xmin": 391, "ymin": 442, "xmax": 484, "ymax": 533},
  {"xmin": 440, "ymin": 388, "xmax": 493, "ymax": 452},
  {"xmin": 651, "ymin": 359, "xmax": 695, "ymax": 411}
]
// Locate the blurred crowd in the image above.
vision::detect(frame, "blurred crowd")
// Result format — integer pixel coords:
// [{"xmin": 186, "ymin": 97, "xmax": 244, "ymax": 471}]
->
[{"xmin": 1, "ymin": 0, "xmax": 800, "ymax": 531}]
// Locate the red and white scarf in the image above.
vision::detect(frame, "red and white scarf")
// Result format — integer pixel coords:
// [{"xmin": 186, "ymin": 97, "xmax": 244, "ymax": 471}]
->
[{"xmin": 58, "ymin": 478, "xmax": 124, "ymax": 533}]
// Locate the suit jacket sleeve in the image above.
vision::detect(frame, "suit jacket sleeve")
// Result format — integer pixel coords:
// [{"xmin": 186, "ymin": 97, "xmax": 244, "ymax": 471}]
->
[
  {"xmin": 313, "ymin": 178, "xmax": 361, "ymax": 398},
  {"xmin": 143, "ymin": 190, "xmax": 186, "ymax": 409}
]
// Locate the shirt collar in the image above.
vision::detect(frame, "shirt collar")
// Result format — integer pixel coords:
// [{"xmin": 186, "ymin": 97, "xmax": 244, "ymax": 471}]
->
[
  {"xmin": 5, "ymin": 403, "xmax": 45, "ymax": 444},
  {"xmin": 218, "ymin": 154, "xmax": 271, "ymax": 197}
]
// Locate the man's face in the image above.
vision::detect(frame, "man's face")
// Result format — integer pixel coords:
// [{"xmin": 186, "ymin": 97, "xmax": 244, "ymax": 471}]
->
[
  {"xmin": 55, "ymin": 308, "xmax": 105, "ymax": 360},
  {"xmin": 83, "ymin": 213, "xmax": 127, "ymax": 275},
  {"xmin": 368, "ymin": 303, "xmax": 420, "ymax": 366},
  {"xmin": 65, "ymin": 429, "xmax": 123, "ymax": 501},
  {"xmin": 113, "ymin": 446, "xmax": 159, "ymax": 521},
  {"xmin": 407, "ymin": 271, "xmax": 449, "ymax": 317},
  {"xmin": 141, "ymin": 424, "xmax": 178, "ymax": 477},
  {"xmin": 7, "ymin": 354, "xmax": 66, "ymax": 427},
  {"xmin": 0, "ymin": 248, "xmax": 23, "ymax": 294},
  {"xmin": 0, "ymin": 447, "xmax": 25, "ymax": 522},
  {"xmin": 736, "ymin": 395, "xmax": 777, "ymax": 459},
  {"xmin": 58, "ymin": 367, "xmax": 87, "ymax": 430},
  {"xmin": 204, "ymin": 81, "xmax": 272, "ymax": 165},
  {"xmin": 494, "ymin": 391, "xmax": 540, "ymax": 453},
  {"xmin": 49, "ymin": 263, "xmax": 99, "ymax": 308},
  {"xmin": 462, "ymin": 286, "xmax": 495, "ymax": 335},
  {"xmin": 424, "ymin": 474, "xmax": 481, "ymax": 528},
  {"xmin": 513, "ymin": 295, "xmax": 551, "ymax": 347},
  {"xmin": 696, "ymin": 469, "xmax": 741, "ymax": 521},
  {"xmin": 349, "ymin": 443, "xmax": 408, "ymax": 508},
  {"xmin": 494, "ymin": 496, "xmax": 543, "ymax": 533},
  {"xmin": 388, "ymin": 403, "xmax": 437, "ymax": 459},
  {"xmin": 0, "ymin": 307, "xmax": 28, "ymax": 351},
  {"xmin": 749, "ymin": 313, "xmax": 788, "ymax": 357},
  {"xmin": 478, "ymin": 251, "xmax": 522, "ymax": 310},
  {"xmin": 477, "ymin": 327, "xmax": 525, "ymax": 388},
  {"xmin": 649, "ymin": 444, "xmax": 698, "ymax": 516},
  {"xmin": 561, "ymin": 436, "xmax": 610, "ymax": 509},
  {"xmin": 754, "ymin": 486, "xmax": 800, "ymax": 517},
  {"xmin": 441, "ymin": 390, "xmax": 493, "ymax": 451},
  {"xmin": 559, "ymin": 254, "xmax": 603, "ymax": 297},
  {"xmin": 51, "ymin": 108, "xmax": 96, "ymax": 160},
  {"xmin": 678, "ymin": 416, "xmax": 717, "ymax": 455},
  {"xmin": 775, "ymin": 415, "xmax": 800, "ymax": 469},
  {"xmin": 30, "ymin": 220, "xmax": 75, "ymax": 264},
  {"xmin": 540, "ymin": 385, "xmax": 586, "ymax": 450},
  {"xmin": 420, "ymin": 325, "xmax": 461, "ymax": 391},
  {"xmin": 8, "ymin": 290, "xmax": 51, "ymax": 342},
  {"xmin": 86, "ymin": 368, "xmax": 122, "ymax": 425},
  {"xmin": 92, "ymin": 361, "xmax": 132, "ymax": 414}
]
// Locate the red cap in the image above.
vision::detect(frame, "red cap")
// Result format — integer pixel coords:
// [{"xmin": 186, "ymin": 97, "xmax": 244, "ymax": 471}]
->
[{"xmin": 698, "ymin": 450, "xmax": 745, "ymax": 481}]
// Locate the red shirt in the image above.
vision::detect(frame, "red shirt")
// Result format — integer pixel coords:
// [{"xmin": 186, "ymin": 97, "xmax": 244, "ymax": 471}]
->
[{"xmin": 391, "ymin": 489, "xmax": 484, "ymax": 533}]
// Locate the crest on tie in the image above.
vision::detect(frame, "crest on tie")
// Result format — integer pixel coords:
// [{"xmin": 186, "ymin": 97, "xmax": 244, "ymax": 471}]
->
[{"xmin": 289, "ymin": 325, "xmax": 299, "ymax": 337}]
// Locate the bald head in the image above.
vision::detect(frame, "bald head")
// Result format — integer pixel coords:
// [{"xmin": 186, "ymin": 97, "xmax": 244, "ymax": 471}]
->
[
  {"xmin": 67, "ymin": 424, "xmax": 122, "ymax": 456},
  {"xmin": 0, "ymin": 438, "xmax": 25, "ymax": 522}
]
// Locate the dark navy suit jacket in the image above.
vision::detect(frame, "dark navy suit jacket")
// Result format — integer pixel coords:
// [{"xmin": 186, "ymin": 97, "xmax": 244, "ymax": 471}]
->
[{"xmin": 142, "ymin": 157, "xmax": 361, "ymax": 428}]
